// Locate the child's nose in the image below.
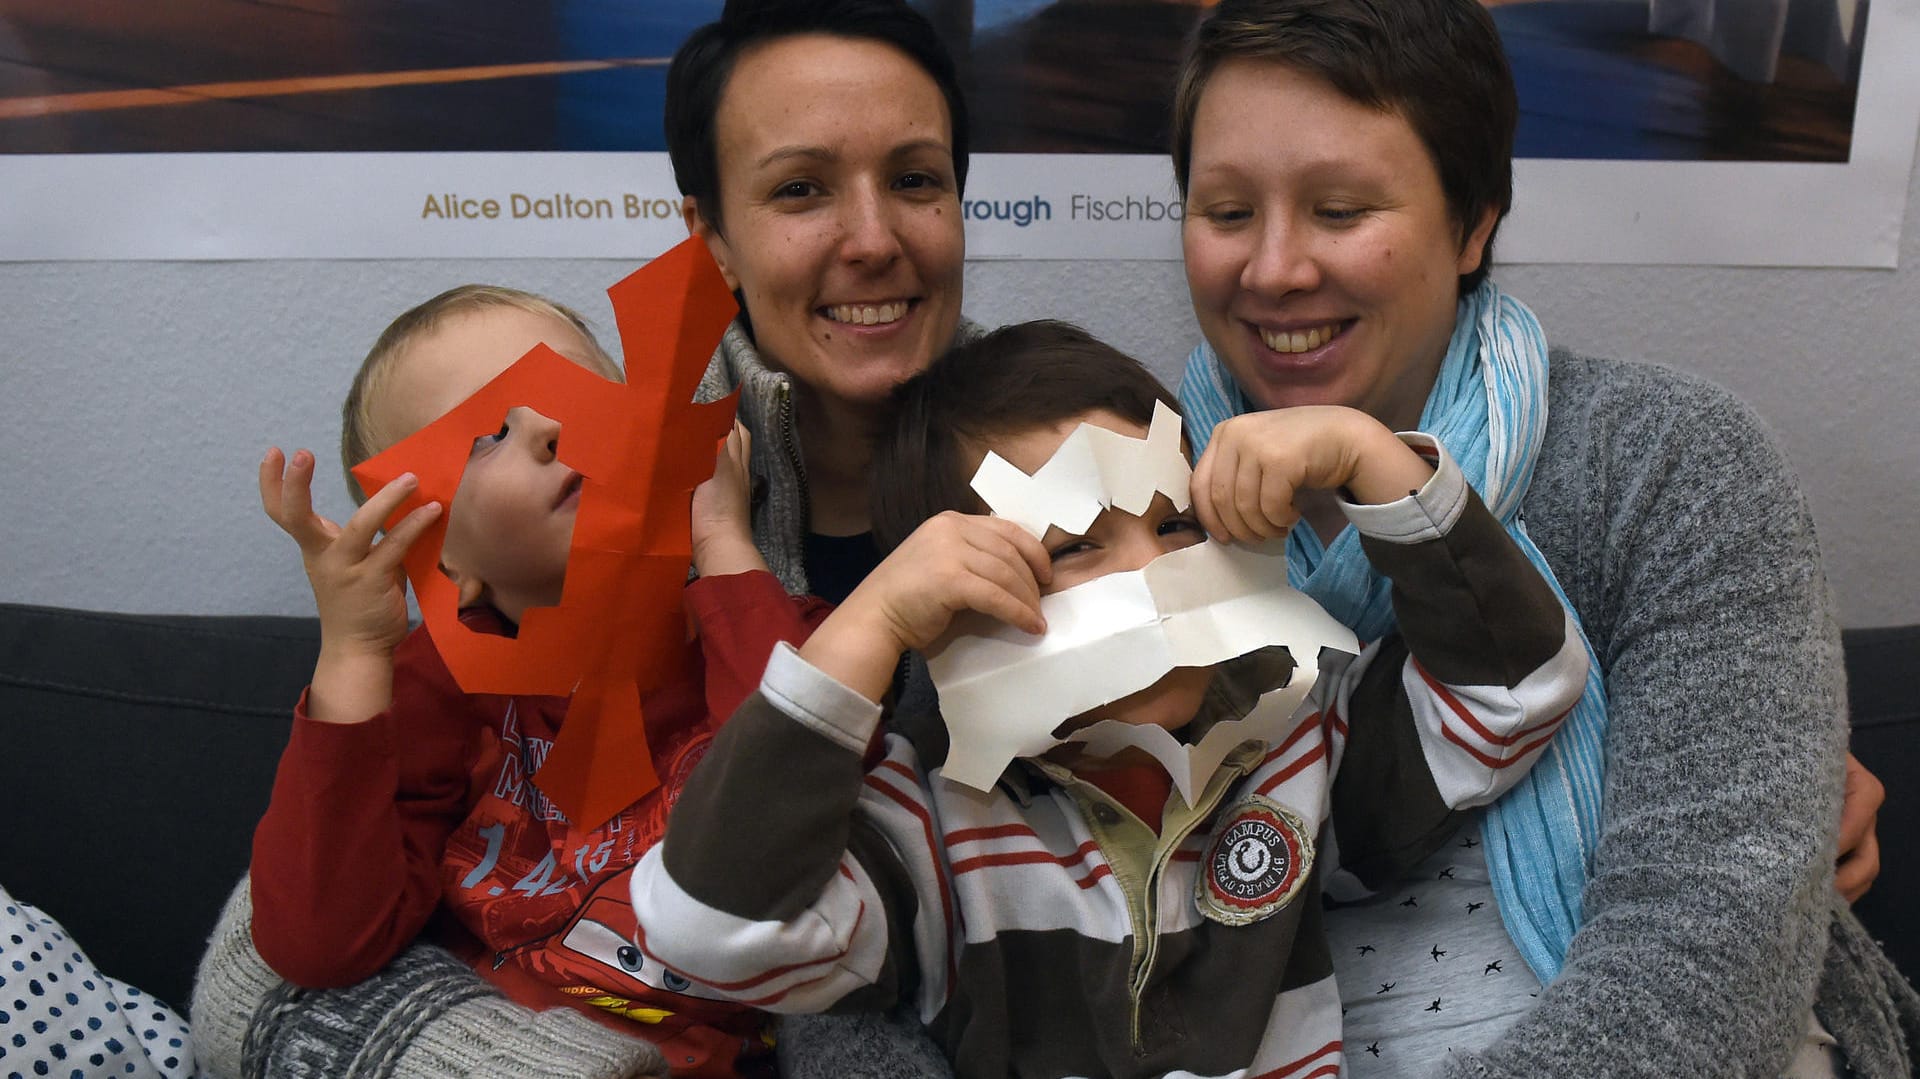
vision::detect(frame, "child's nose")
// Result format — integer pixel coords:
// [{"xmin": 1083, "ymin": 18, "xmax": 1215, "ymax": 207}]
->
[
  {"xmin": 1112, "ymin": 529, "xmax": 1166, "ymax": 574},
  {"xmin": 511, "ymin": 407, "xmax": 562, "ymax": 459}
]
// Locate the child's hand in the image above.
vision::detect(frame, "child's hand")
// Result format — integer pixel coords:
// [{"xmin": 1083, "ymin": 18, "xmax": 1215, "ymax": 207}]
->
[
  {"xmin": 259, "ymin": 447, "xmax": 441, "ymax": 661},
  {"xmin": 1191, "ymin": 406, "xmax": 1433, "ymax": 544},
  {"xmin": 690, "ymin": 422, "xmax": 767, "ymax": 578},
  {"xmin": 799, "ymin": 513, "xmax": 1051, "ymax": 702}
]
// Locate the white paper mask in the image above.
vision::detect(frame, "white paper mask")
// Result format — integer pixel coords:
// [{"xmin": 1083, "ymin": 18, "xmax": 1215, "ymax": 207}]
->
[{"xmin": 926, "ymin": 406, "xmax": 1359, "ymax": 799}]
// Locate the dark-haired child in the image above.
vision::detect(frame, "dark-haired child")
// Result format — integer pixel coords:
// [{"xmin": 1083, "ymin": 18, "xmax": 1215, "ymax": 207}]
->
[{"xmin": 630, "ymin": 321, "xmax": 1588, "ymax": 1078}]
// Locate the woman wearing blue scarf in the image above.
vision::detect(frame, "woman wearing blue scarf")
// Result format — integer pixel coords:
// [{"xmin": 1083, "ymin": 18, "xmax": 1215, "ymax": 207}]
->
[{"xmin": 1173, "ymin": 1, "xmax": 1917, "ymax": 1075}]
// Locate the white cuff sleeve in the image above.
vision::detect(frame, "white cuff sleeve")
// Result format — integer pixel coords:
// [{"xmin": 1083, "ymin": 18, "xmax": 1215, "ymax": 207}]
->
[
  {"xmin": 760, "ymin": 640, "xmax": 886, "ymax": 756},
  {"xmin": 1337, "ymin": 432, "xmax": 1471, "ymax": 544}
]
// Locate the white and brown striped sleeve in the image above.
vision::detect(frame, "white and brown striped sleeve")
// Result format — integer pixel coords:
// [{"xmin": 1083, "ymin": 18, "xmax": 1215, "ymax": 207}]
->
[
  {"xmin": 628, "ymin": 642, "xmax": 941, "ymax": 1015},
  {"xmin": 1334, "ymin": 433, "xmax": 1589, "ymax": 811}
]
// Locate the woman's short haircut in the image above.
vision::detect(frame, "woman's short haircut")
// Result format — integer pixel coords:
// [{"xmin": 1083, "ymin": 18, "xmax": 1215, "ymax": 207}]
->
[
  {"xmin": 665, "ymin": 0, "xmax": 970, "ymax": 235},
  {"xmin": 871, "ymin": 320, "xmax": 1182, "ymax": 553},
  {"xmin": 338, "ymin": 285, "xmax": 619, "ymax": 503},
  {"xmin": 1171, "ymin": 0, "xmax": 1516, "ymax": 294}
]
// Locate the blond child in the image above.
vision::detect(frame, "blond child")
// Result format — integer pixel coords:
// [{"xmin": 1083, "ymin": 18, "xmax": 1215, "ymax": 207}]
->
[{"xmin": 251, "ymin": 285, "xmax": 819, "ymax": 1077}]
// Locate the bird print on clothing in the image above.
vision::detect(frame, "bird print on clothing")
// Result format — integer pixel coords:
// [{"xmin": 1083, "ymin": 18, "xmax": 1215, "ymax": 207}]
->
[{"xmin": 1322, "ymin": 818, "xmax": 1542, "ymax": 1077}]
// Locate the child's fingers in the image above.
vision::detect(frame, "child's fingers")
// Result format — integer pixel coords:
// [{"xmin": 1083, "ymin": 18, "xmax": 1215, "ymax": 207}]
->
[
  {"xmin": 707, "ymin": 422, "xmax": 752, "ymax": 484},
  {"xmin": 954, "ymin": 570, "xmax": 1047, "ymax": 637},
  {"xmin": 921, "ymin": 541, "xmax": 1041, "ymax": 637},
  {"xmin": 260, "ymin": 448, "xmax": 334, "ymax": 548},
  {"xmin": 1190, "ymin": 445, "xmax": 1229, "ymax": 542},
  {"xmin": 976, "ymin": 515, "xmax": 1053, "ymax": 590},
  {"xmin": 339, "ymin": 473, "xmax": 420, "ymax": 555},
  {"xmin": 367, "ymin": 500, "xmax": 444, "ymax": 574},
  {"xmin": 904, "ymin": 514, "xmax": 1045, "ymax": 638},
  {"xmin": 1258, "ymin": 466, "xmax": 1302, "ymax": 537},
  {"xmin": 964, "ymin": 542, "xmax": 1045, "ymax": 625},
  {"xmin": 1202, "ymin": 442, "xmax": 1259, "ymax": 544},
  {"xmin": 726, "ymin": 420, "xmax": 752, "ymax": 466},
  {"xmin": 1225, "ymin": 455, "xmax": 1276, "ymax": 541},
  {"xmin": 258, "ymin": 447, "xmax": 292, "ymax": 527}
]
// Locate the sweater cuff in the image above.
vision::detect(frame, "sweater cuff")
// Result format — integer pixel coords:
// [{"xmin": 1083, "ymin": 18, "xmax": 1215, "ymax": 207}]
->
[
  {"xmin": 1337, "ymin": 432, "xmax": 1471, "ymax": 544},
  {"xmin": 288, "ymin": 687, "xmax": 399, "ymax": 759},
  {"xmin": 403, "ymin": 995, "xmax": 668, "ymax": 1079},
  {"xmin": 196, "ymin": 878, "xmax": 666, "ymax": 1079},
  {"xmin": 761, "ymin": 641, "xmax": 884, "ymax": 756},
  {"xmin": 684, "ymin": 568, "xmax": 791, "ymax": 621}
]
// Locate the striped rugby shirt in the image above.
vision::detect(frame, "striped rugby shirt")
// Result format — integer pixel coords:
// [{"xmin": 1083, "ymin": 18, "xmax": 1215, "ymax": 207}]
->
[{"xmin": 632, "ymin": 436, "xmax": 1589, "ymax": 1079}]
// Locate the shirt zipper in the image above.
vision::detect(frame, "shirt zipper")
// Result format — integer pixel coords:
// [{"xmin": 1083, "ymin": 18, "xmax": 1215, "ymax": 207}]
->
[
  {"xmin": 774, "ymin": 380, "xmax": 810, "ymax": 541},
  {"xmin": 1120, "ymin": 760, "xmax": 1255, "ymax": 1053}
]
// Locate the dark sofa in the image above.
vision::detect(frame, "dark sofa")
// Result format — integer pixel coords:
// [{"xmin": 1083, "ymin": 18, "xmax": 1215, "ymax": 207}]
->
[{"xmin": 0, "ymin": 602, "xmax": 1914, "ymax": 1016}]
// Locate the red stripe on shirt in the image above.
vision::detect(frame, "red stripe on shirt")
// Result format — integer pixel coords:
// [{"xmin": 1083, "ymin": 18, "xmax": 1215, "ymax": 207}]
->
[
  {"xmin": 1250, "ymin": 1039, "xmax": 1342, "ymax": 1079},
  {"xmin": 1439, "ymin": 718, "xmax": 1563, "ymax": 770},
  {"xmin": 862, "ymin": 768, "xmax": 958, "ymax": 988},
  {"xmin": 632, "ymin": 904, "xmax": 863, "ymax": 994},
  {"xmin": 950, "ymin": 851, "xmax": 1111, "ymax": 891},
  {"xmin": 1257, "ymin": 741, "xmax": 1328, "ymax": 796},
  {"xmin": 1273, "ymin": 711, "xmax": 1322, "ymax": 756},
  {"xmin": 1414, "ymin": 659, "xmax": 1569, "ymax": 748},
  {"xmin": 945, "ymin": 821, "xmax": 1041, "ymax": 847},
  {"xmin": 950, "ymin": 840, "xmax": 1108, "ymax": 890}
]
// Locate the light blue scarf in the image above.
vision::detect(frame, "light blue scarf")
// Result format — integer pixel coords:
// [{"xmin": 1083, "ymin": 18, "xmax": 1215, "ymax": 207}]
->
[{"xmin": 1179, "ymin": 280, "xmax": 1606, "ymax": 984}]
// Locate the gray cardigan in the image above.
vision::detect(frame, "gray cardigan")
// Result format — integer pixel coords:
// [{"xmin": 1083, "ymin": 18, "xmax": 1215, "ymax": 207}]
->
[{"xmin": 1430, "ymin": 352, "xmax": 1918, "ymax": 1077}]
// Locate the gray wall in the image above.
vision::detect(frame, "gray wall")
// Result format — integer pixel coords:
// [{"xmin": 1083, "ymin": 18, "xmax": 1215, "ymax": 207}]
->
[{"xmin": 5, "ymin": 163, "xmax": 1917, "ymax": 627}]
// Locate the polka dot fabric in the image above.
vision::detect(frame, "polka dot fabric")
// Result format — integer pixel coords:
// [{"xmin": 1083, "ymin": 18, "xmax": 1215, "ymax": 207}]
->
[{"xmin": 0, "ymin": 885, "xmax": 202, "ymax": 1079}]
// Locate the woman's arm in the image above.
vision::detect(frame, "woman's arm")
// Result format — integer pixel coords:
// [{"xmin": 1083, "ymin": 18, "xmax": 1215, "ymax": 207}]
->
[
  {"xmin": 193, "ymin": 879, "xmax": 667, "ymax": 1079},
  {"xmin": 1444, "ymin": 356, "xmax": 1845, "ymax": 1078}
]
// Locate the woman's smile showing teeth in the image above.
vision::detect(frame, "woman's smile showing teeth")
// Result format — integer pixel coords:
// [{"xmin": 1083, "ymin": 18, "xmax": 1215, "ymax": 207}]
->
[
  {"xmin": 824, "ymin": 300, "xmax": 911, "ymax": 326},
  {"xmin": 1258, "ymin": 322, "xmax": 1344, "ymax": 354}
]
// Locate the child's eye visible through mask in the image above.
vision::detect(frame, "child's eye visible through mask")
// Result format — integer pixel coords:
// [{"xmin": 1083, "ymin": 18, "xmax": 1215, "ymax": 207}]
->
[
  {"xmin": 469, "ymin": 420, "xmax": 511, "ymax": 457},
  {"xmin": 1048, "ymin": 538, "xmax": 1094, "ymax": 563}
]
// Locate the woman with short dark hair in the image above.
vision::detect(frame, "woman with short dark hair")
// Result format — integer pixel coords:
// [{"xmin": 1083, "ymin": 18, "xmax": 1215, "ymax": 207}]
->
[{"xmin": 1172, "ymin": 1, "xmax": 1918, "ymax": 1075}]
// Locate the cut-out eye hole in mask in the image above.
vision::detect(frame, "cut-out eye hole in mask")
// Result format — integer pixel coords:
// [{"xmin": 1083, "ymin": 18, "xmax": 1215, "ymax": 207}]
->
[
  {"xmin": 352, "ymin": 237, "xmax": 740, "ymax": 829},
  {"xmin": 436, "ymin": 405, "xmax": 581, "ymax": 631},
  {"xmin": 925, "ymin": 402, "xmax": 1359, "ymax": 803}
]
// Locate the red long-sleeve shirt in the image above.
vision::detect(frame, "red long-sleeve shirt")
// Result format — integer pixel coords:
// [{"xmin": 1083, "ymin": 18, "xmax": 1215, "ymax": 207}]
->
[{"xmin": 250, "ymin": 570, "xmax": 829, "ymax": 1076}]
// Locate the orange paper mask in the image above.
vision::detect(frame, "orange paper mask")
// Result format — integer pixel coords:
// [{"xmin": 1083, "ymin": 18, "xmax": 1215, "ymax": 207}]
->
[{"xmin": 352, "ymin": 237, "xmax": 740, "ymax": 829}]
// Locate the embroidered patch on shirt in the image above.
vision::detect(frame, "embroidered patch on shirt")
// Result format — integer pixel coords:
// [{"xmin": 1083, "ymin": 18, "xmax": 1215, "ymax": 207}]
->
[{"xmin": 1196, "ymin": 795, "xmax": 1314, "ymax": 926}]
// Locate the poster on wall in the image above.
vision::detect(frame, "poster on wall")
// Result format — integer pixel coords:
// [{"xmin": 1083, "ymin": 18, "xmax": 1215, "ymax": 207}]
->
[{"xmin": 1, "ymin": 0, "xmax": 1915, "ymax": 266}]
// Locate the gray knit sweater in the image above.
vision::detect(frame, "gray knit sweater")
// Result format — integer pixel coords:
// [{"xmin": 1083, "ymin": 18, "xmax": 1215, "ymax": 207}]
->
[{"xmin": 1431, "ymin": 351, "xmax": 1918, "ymax": 1076}]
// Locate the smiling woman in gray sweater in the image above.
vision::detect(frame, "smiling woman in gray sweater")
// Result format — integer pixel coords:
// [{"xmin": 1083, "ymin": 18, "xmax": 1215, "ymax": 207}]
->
[{"xmin": 1167, "ymin": 0, "xmax": 1919, "ymax": 1075}]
